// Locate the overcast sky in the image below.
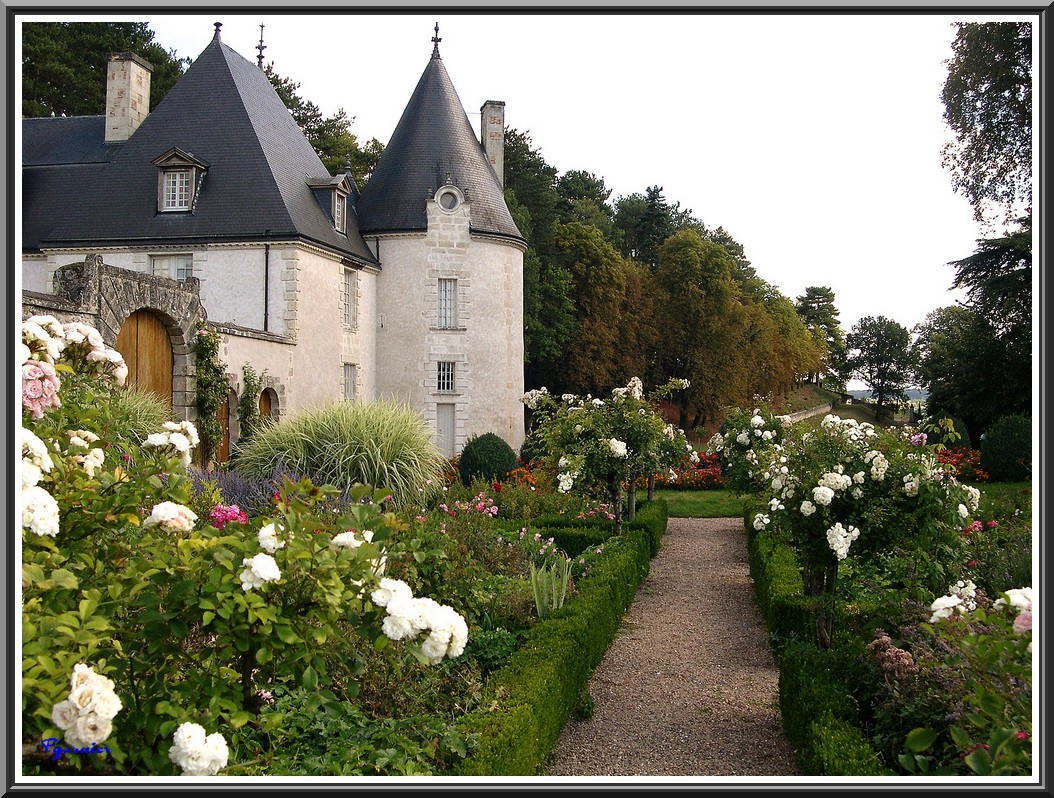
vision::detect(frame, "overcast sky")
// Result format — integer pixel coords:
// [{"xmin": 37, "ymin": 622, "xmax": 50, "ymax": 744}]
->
[{"xmin": 16, "ymin": 9, "xmax": 1039, "ymax": 363}]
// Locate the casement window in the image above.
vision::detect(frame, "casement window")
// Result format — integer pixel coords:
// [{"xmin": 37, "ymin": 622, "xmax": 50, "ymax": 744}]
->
[
  {"xmin": 162, "ymin": 170, "xmax": 192, "ymax": 210},
  {"xmin": 152, "ymin": 147, "xmax": 208, "ymax": 214},
  {"xmin": 334, "ymin": 190, "xmax": 347, "ymax": 234},
  {"xmin": 343, "ymin": 363, "xmax": 358, "ymax": 401},
  {"xmin": 342, "ymin": 269, "xmax": 357, "ymax": 328},
  {"xmin": 437, "ymin": 278, "xmax": 458, "ymax": 329},
  {"xmin": 437, "ymin": 361, "xmax": 456, "ymax": 393},
  {"xmin": 151, "ymin": 254, "xmax": 193, "ymax": 282}
]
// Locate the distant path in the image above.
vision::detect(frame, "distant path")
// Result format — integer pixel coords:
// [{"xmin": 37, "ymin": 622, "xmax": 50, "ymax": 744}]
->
[
  {"xmin": 543, "ymin": 517, "xmax": 799, "ymax": 778},
  {"xmin": 780, "ymin": 403, "xmax": 833, "ymax": 424}
]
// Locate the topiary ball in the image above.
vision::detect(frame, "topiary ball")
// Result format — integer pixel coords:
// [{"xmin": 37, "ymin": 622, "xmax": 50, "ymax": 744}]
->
[{"xmin": 458, "ymin": 432, "xmax": 519, "ymax": 486}]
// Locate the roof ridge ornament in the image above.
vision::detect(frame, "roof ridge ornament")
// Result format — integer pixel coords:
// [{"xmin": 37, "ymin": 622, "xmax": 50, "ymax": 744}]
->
[
  {"xmin": 256, "ymin": 23, "xmax": 267, "ymax": 69},
  {"xmin": 214, "ymin": 22, "xmax": 222, "ymax": 41},
  {"xmin": 432, "ymin": 22, "xmax": 442, "ymax": 59}
]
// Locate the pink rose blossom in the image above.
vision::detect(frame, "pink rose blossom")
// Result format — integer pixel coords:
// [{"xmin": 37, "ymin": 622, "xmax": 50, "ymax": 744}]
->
[{"xmin": 22, "ymin": 360, "xmax": 61, "ymax": 419}]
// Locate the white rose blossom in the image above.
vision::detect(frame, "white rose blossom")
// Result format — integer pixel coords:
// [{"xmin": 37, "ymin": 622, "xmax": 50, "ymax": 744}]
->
[
  {"xmin": 143, "ymin": 502, "xmax": 198, "ymax": 534},
  {"xmin": 169, "ymin": 722, "xmax": 229, "ymax": 776},
  {"xmin": 239, "ymin": 553, "xmax": 281, "ymax": 591},
  {"xmin": 257, "ymin": 523, "xmax": 285, "ymax": 553}
]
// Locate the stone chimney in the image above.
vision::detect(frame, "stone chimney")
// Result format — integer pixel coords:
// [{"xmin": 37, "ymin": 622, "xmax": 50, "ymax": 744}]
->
[
  {"xmin": 105, "ymin": 52, "xmax": 153, "ymax": 143},
  {"xmin": 480, "ymin": 100, "xmax": 505, "ymax": 189}
]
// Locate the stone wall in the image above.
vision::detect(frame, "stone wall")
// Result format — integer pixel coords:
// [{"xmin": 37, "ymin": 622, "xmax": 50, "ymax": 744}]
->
[{"xmin": 21, "ymin": 253, "xmax": 204, "ymax": 422}]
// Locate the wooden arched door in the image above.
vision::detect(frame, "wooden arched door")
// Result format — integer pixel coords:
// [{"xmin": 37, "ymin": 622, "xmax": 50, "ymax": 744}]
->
[
  {"xmin": 214, "ymin": 391, "xmax": 232, "ymax": 464},
  {"xmin": 114, "ymin": 309, "xmax": 173, "ymax": 408}
]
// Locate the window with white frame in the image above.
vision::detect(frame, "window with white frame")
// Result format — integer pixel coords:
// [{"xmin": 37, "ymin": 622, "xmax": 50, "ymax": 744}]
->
[
  {"xmin": 334, "ymin": 190, "xmax": 347, "ymax": 233},
  {"xmin": 437, "ymin": 278, "xmax": 458, "ymax": 329},
  {"xmin": 342, "ymin": 269, "xmax": 357, "ymax": 328},
  {"xmin": 437, "ymin": 361, "xmax": 456, "ymax": 393},
  {"xmin": 162, "ymin": 169, "xmax": 192, "ymax": 211},
  {"xmin": 343, "ymin": 363, "xmax": 357, "ymax": 401},
  {"xmin": 151, "ymin": 254, "xmax": 193, "ymax": 282}
]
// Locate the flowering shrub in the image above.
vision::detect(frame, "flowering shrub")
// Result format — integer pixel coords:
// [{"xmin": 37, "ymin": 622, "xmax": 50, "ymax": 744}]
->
[
  {"xmin": 896, "ymin": 586, "xmax": 1032, "ymax": 776},
  {"xmin": 20, "ymin": 316, "xmax": 465, "ymax": 776},
  {"xmin": 707, "ymin": 405, "xmax": 786, "ymax": 494},
  {"xmin": 745, "ymin": 413, "xmax": 981, "ymax": 646},
  {"xmin": 523, "ymin": 377, "xmax": 696, "ymax": 528},
  {"xmin": 937, "ymin": 447, "xmax": 989, "ymax": 482}
]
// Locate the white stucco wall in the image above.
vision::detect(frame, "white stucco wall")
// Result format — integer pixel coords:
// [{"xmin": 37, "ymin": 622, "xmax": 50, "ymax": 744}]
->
[
  {"xmin": 25, "ymin": 243, "xmax": 378, "ymax": 422},
  {"xmin": 372, "ymin": 192, "xmax": 525, "ymax": 455}
]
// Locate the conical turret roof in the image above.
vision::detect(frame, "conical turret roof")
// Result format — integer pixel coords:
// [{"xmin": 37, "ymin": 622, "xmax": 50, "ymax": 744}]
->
[{"xmin": 357, "ymin": 44, "xmax": 524, "ymax": 243}]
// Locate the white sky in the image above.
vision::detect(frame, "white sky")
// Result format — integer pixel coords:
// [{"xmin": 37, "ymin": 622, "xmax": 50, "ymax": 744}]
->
[{"xmin": 16, "ymin": 8, "xmax": 1039, "ymax": 357}]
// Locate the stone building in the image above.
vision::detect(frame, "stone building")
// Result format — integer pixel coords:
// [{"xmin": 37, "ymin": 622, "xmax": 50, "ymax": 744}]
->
[{"xmin": 20, "ymin": 23, "xmax": 527, "ymax": 460}]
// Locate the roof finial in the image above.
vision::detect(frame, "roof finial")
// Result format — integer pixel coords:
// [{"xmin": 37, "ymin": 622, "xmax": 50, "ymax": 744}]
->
[
  {"xmin": 256, "ymin": 23, "xmax": 267, "ymax": 68},
  {"xmin": 431, "ymin": 22, "xmax": 442, "ymax": 58},
  {"xmin": 213, "ymin": 22, "xmax": 222, "ymax": 40}
]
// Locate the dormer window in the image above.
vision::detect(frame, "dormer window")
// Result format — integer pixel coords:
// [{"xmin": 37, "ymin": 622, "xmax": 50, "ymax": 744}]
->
[
  {"xmin": 163, "ymin": 170, "xmax": 191, "ymax": 210},
  {"xmin": 334, "ymin": 190, "xmax": 347, "ymax": 234},
  {"xmin": 152, "ymin": 147, "xmax": 208, "ymax": 214},
  {"xmin": 309, "ymin": 175, "xmax": 353, "ymax": 234}
]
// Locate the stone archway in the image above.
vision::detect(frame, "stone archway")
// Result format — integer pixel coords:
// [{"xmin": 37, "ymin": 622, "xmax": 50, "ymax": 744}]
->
[{"xmin": 115, "ymin": 309, "xmax": 174, "ymax": 408}]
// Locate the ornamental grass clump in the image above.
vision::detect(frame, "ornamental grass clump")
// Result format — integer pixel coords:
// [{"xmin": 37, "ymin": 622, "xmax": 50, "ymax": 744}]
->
[{"xmin": 230, "ymin": 400, "xmax": 447, "ymax": 507}]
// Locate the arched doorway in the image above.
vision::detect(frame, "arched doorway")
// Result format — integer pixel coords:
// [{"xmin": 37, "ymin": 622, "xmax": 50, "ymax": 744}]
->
[
  {"xmin": 214, "ymin": 391, "xmax": 233, "ymax": 464},
  {"xmin": 114, "ymin": 309, "xmax": 173, "ymax": 408}
]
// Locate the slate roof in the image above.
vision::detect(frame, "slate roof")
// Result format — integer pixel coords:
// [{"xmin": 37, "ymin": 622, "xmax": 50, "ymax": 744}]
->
[
  {"xmin": 22, "ymin": 29, "xmax": 377, "ymax": 266},
  {"xmin": 356, "ymin": 46, "xmax": 524, "ymax": 244}
]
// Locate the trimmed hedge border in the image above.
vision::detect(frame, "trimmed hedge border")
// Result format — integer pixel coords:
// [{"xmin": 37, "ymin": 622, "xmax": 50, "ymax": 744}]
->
[
  {"xmin": 449, "ymin": 500, "xmax": 666, "ymax": 775},
  {"xmin": 744, "ymin": 507, "xmax": 894, "ymax": 776}
]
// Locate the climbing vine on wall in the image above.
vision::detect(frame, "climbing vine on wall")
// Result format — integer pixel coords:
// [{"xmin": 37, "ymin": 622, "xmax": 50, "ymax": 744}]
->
[
  {"xmin": 192, "ymin": 323, "xmax": 227, "ymax": 465},
  {"xmin": 237, "ymin": 362, "xmax": 268, "ymax": 449}
]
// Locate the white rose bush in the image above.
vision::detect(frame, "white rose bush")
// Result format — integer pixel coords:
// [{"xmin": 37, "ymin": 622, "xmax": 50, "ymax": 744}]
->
[
  {"xmin": 728, "ymin": 410, "xmax": 982, "ymax": 648},
  {"xmin": 523, "ymin": 377, "xmax": 696, "ymax": 531},
  {"xmin": 20, "ymin": 317, "xmax": 465, "ymax": 776}
]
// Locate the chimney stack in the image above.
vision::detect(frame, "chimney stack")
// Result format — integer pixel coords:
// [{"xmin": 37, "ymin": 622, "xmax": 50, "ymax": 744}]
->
[
  {"xmin": 105, "ymin": 52, "xmax": 153, "ymax": 143},
  {"xmin": 480, "ymin": 100, "xmax": 505, "ymax": 189}
]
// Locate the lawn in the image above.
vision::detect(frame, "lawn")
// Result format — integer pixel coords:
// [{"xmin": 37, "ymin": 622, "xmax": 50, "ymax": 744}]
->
[{"xmin": 653, "ymin": 489, "xmax": 748, "ymax": 518}]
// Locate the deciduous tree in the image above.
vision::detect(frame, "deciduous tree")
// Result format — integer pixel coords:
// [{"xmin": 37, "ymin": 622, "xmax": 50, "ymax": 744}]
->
[
  {"xmin": 941, "ymin": 21, "xmax": 1032, "ymax": 224},
  {"xmin": 844, "ymin": 316, "xmax": 917, "ymax": 419}
]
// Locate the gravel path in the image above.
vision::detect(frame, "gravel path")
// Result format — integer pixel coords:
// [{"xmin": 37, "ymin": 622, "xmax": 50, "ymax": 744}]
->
[{"xmin": 543, "ymin": 516, "xmax": 800, "ymax": 779}]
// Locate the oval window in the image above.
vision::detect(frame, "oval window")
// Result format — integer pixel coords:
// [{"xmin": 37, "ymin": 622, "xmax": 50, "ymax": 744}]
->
[{"xmin": 438, "ymin": 190, "xmax": 460, "ymax": 211}]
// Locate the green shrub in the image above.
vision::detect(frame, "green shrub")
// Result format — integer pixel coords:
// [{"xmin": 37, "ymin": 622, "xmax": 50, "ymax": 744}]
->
[
  {"xmin": 922, "ymin": 413, "xmax": 972, "ymax": 450},
  {"xmin": 980, "ymin": 414, "xmax": 1032, "ymax": 482},
  {"xmin": 800, "ymin": 712, "xmax": 893, "ymax": 776},
  {"xmin": 229, "ymin": 400, "xmax": 446, "ymax": 507},
  {"xmin": 519, "ymin": 430, "xmax": 549, "ymax": 464},
  {"xmin": 458, "ymin": 432, "xmax": 519, "ymax": 486}
]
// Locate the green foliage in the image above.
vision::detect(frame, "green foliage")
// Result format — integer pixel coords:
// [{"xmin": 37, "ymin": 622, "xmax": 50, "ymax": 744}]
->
[
  {"xmin": 232, "ymin": 685, "xmax": 472, "ymax": 775},
  {"xmin": 801, "ymin": 713, "xmax": 892, "ymax": 776},
  {"xmin": 21, "ymin": 22, "xmax": 188, "ymax": 118},
  {"xmin": 108, "ymin": 385, "xmax": 175, "ymax": 444},
  {"xmin": 844, "ymin": 316, "xmax": 917, "ymax": 417},
  {"xmin": 921, "ymin": 414, "xmax": 971, "ymax": 450},
  {"xmin": 457, "ymin": 433, "xmax": 518, "ymax": 486},
  {"xmin": 980, "ymin": 414, "xmax": 1032, "ymax": 482},
  {"xmin": 529, "ymin": 555, "xmax": 573, "ymax": 619},
  {"xmin": 941, "ymin": 21, "xmax": 1032, "ymax": 224},
  {"xmin": 464, "ymin": 629, "xmax": 519, "ymax": 674},
  {"xmin": 229, "ymin": 400, "xmax": 446, "ymax": 508},
  {"xmin": 192, "ymin": 325, "xmax": 227, "ymax": 464},
  {"xmin": 235, "ymin": 363, "xmax": 267, "ymax": 451}
]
